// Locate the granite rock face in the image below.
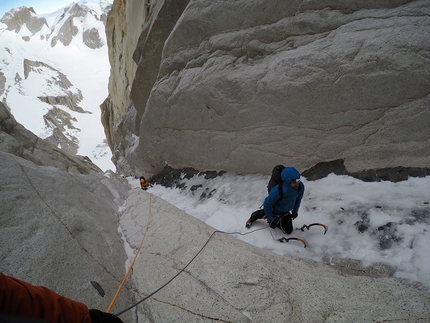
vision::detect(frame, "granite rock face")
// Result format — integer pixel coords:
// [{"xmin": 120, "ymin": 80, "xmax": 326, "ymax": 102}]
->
[
  {"xmin": 100, "ymin": 0, "xmax": 151, "ymax": 174},
  {"xmin": 301, "ymin": 159, "xmax": 430, "ymax": 182},
  {"xmin": 0, "ymin": 6, "xmax": 48, "ymax": 35},
  {"xmin": 0, "ymin": 151, "xmax": 133, "ymax": 321},
  {"xmin": 0, "ymin": 71, "xmax": 5, "ymax": 96},
  {"xmin": 0, "ymin": 100, "xmax": 133, "ymax": 321},
  {"xmin": 102, "ymin": 0, "xmax": 430, "ymax": 177},
  {"xmin": 50, "ymin": 3, "xmax": 106, "ymax": 48}
]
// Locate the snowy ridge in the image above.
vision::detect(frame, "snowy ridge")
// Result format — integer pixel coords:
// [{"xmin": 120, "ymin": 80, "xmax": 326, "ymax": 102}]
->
[
  {"xmin": 74, "ymin": 0, "xmax": 113, "ymax": 16},
  {"xmin": 0, "ymin": 0, "xmax": 114, "ymax": 171},
  {"xmin": 130, "ymin": 172, "xmax": 430, "ymax": 289}
]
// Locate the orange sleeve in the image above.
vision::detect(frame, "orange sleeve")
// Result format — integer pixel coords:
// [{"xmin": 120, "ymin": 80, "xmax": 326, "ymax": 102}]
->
[{"xmin": 0, "ymin": 272, "xmax": 92, "ymax": 323}]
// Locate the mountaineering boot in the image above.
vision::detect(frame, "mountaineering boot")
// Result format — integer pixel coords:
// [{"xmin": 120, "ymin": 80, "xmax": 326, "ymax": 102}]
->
[
  {"xmin": 245, "ymin": 209, "xmax": 266, "ymax": 229},
  {"xmin": 245, "ymin": 219, "xmax": 252, "ymax": 229}
]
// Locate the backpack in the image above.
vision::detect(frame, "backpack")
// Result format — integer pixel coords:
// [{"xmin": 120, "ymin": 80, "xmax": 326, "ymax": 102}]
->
[{"xmin": 267, "ymin": 165, "xmax": 285, "ymax": 199}]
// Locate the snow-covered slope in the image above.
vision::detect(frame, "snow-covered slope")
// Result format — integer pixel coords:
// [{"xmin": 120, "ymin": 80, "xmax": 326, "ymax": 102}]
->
[
  {"xmin": 0, "ymin": 0, "xmax": 114, "ymax": 171},
  {"xmin": 131, "ymin": 172, "xmax": 430, "ymax": 290}
]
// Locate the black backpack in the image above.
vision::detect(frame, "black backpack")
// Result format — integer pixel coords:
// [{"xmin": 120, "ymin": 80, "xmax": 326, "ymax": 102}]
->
[{"xmin": 267, "ymin": 165, "xmax": 286, "ymax": 199}]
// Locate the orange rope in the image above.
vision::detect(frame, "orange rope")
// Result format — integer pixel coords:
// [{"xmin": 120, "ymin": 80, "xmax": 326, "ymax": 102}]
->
[{"xmin": 106, "ymin": 195, "xmax": 152, "ymax": 313}]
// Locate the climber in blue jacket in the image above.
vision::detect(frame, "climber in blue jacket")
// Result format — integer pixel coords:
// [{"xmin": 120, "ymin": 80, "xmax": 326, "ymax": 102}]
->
[{"xmin": 246, "ymin": 166, "xmax": 305, "ymax": 234}]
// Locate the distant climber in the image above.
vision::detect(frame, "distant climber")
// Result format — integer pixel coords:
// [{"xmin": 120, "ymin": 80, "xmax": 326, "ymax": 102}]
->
[
  {"xmin": 0, "ymin": 272, "xmax": 123, "ymax": 323},
  {"xmin": 139, "ymin": 176, "xmax": 152, "ymax": 190},
  {"xmin": 245, "ymin": 166, "xmax": 304, "ymax": 234}
]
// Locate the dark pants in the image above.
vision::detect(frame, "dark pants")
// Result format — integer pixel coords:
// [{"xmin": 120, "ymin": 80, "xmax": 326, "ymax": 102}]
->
[{"xmin": 248, "ymin": 209, "xmax": 293, "ymax": 234}]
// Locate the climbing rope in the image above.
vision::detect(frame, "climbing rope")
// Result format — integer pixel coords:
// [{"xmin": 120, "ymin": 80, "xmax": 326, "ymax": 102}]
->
[
  {"xmin": 114, "ymin": 225, "xmax": 269, "ymax": 316},
  {"xmin": 106, "ymin": 195, "xmax": 153, "ymax": 313}
]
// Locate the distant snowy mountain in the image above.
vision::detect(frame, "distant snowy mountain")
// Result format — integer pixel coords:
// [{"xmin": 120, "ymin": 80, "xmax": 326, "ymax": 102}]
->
[{"xmin": 0, "ymin": 0, "xmax": 114, "ymax": 171}]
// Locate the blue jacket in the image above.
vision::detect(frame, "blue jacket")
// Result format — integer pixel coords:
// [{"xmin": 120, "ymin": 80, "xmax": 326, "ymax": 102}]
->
[{"xmin": 263, "ymin": 167, "xmax": 304, "ymax": 223}]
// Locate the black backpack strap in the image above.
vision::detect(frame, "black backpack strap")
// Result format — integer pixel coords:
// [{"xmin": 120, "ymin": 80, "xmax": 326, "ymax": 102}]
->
[{"xmin": 277, "ymin": 181, "xmax": 283, "ymax": 200}]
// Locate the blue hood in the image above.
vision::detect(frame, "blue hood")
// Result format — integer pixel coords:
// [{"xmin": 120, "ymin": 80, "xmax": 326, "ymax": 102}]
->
[{"xmin": 281, "ymin": 167, "xmax": 301, "ymax": 183}]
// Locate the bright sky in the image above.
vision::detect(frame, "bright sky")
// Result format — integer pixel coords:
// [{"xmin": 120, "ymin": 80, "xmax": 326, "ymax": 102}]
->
[{"xmin": 0, "ymin": 0, "xmax": 74, "ymax": 17}]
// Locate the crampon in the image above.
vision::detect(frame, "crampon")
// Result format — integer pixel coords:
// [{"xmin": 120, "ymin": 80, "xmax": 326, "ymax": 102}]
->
[{"xmin": 277, "ymin": 223, "xmax": 328, "ymax": 248}]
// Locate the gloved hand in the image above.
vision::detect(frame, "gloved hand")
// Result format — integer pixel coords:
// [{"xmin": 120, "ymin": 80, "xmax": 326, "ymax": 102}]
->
[
  {"xmin": 89, "ymin": 309, "xmax": 124, "ymax": 323},
  {"xmin": 291, "ymin": 212, "xmax": 298, "ymax": 220},
  {"xmin": 269, "ymin": 217, "xmax": 280, "ymax": 229}
]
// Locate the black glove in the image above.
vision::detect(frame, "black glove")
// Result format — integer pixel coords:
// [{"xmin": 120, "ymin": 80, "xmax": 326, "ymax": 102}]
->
[
  {"xmin": 89, "ymin": 309, "xmax": 124, "ymax": 323},
  {"xmin": 291, "ymin": 212, "xmax": 298, "ymax": 220},
  {"xmin": 269, "ymin": 217, "xmax": 280, "ymax": 229}
]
